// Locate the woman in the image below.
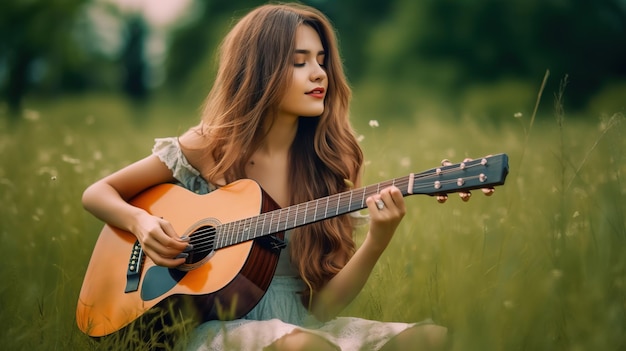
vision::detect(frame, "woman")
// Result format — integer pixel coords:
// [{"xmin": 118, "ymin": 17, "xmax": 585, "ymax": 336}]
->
[{"xmin": 83, "ymin": 3, "xmax": 453, "ymax": 350}]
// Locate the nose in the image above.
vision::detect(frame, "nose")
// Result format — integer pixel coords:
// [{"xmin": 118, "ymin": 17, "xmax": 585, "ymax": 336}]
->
[{"xmin": 310, "ymin": 64, "xmax": 327, "ymax": 82}]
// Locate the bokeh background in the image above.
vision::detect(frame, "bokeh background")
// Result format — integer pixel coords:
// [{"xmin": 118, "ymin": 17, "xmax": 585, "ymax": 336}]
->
[
  {"xmin": 1, "ymin": 0, "xmax": 625, "ymax": 119},
  {"xmin": 1, "ymin": 1, "xmax": 625, "ymax": 350}
]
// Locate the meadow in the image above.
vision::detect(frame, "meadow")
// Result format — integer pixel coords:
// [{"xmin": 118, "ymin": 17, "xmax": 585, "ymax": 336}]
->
[{"xmin": 0, "ymin": 91, "xmax": 624, "ymax": 350}]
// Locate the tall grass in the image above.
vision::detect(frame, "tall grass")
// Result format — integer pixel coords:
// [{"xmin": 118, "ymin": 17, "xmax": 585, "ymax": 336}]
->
[{"xmin": 0, "ymin": 92, "xmax": 623, "ymax": 350}]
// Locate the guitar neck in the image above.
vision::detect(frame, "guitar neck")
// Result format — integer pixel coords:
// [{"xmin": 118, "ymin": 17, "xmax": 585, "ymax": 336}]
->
[
  {"xmin": 215, "ymin": 176, "xmax": 408, "ymax": 248},
  {"xmin": 216, "ymin": 153, "xmax": 509, "ymax": 248}
]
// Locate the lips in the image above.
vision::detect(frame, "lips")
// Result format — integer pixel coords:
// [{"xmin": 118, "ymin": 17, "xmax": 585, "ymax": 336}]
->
[{"xmin": 306, "ymin": 87, "xmax": 325, "ymax": 98}]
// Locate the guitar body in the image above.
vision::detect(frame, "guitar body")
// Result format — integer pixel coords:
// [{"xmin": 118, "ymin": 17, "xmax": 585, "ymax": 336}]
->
[{"xmin": 76, "ymin": 179, "xmax": 282, "ymax": 337}]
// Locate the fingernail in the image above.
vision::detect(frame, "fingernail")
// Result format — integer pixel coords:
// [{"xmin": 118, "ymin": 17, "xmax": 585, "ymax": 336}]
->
[
  {"xmin": 180, "ymin": 235, "xmax": 190, "ymax": 241},
  {"xmin": 175, "ymin": 253, "xmax": 189, "ymax": 259},
  {"xmin": 183, "ymin": 244, "xmax": 194, "ymax": 252}
]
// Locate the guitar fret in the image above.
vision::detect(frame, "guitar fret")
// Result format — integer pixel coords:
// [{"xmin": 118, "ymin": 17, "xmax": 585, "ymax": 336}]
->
[
  {"xmin": 232, "ymin": 221, "xmax": 238, "ymax": 245},
  {"xmin": 293, "ymin": 203, "xmax": 298, "ymax": 228},
  {"xmin": 245, "ymin": 218, "xmax": 250, "ymax": 241},
  {"xmin": 348, "ymin": 190, "xmax": 353, "ymax": 213},
  {"xmin": 229, "ymin": 222, "xmax": 235, "ymax": 245},
  {"xmin": 228, "ymin": 221, "xmax": 233, "ymax": 246},
  {"xmin": 240, "ymin": 219, "xmax": 244, "ymax": 242},
  {"xmin": 218, "ymin": 223, "xmax": 224, "ymax": 248},
  {"xmin": 237, "ymin": 220, "xmax": 243, "ymax": 245},
  {"xmin": 261, "ymin": 212, "xmax": 267, "ymax": 238},
  {"xmin": 361, "ymin": 187, "xmax": 366, "ymax": 209},
  {"xmin": 324, "ymin": 197, "xmax": 329, "ymax": 218},
  {"xmin": 252, "ymin": 215, "xmax": 259, "ymax": 241},
  {"xmin": 220, "ymin": 222, "xmax": 227, "ymax": 248},
  {"xmin": 242, "ymin": 218, "xmax": 247, "ymax": 242},
  {"xmin": 239, "ymin": 219, "xmax": 244, "ymax": 242}
]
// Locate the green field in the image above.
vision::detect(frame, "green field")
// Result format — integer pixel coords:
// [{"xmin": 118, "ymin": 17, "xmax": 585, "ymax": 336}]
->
[{"xmin": 0, "ymin": 93, "xmax": 624, "ymax": 350}]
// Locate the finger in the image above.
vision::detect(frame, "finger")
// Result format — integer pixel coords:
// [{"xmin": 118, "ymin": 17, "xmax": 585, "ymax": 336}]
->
[
  {"xmin": 157, "ymin": 218, "xmax": 188, "ymax": 249},
  {"xmin": 152, "ymin": 254, "xmax": 187, "ymax": 268},
  {"xmin": 366, "ymin": 195, "xmax": 381, "ymax": 212},
  {"xmin": 387, "ymin": 187, "xmax": 406, "ymax": 213},
  {"xmin": 378, "ymin": 187, "xmax": 401, "ymax": 206}
]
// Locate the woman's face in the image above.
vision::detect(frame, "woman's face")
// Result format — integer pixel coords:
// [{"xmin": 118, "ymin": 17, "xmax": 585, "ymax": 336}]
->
[{"xmin": 278, "ymin": 24, "xmax": 328, "ymax": 119}]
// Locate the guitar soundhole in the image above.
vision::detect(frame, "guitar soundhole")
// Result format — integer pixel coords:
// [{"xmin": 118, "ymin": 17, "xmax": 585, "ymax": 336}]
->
[{"xmin": 178, "ymin": 225, "xmax": 216, "ymax": 271}]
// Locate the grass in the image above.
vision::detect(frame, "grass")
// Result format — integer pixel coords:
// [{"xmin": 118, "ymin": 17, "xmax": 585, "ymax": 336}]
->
[{"xmin": 0, "ymin": 91, "xmax": 624, "ymax": 350}]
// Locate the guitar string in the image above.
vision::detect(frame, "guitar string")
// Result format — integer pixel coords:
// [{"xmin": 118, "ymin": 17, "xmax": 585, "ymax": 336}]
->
[
  {"xmin": 186, "ymin": 161, "xmax": 494, "ymax": 254},
  {"xmin": 187, "ymin": 171, "xmax": 489, "ymax": 255},
  {"xmin": 185, "ymin": 164, "xmax": 493, "ymax": 254},
  {"xmin": 188, "ymin": 175, "xmax": 488, "ymax": 255}
]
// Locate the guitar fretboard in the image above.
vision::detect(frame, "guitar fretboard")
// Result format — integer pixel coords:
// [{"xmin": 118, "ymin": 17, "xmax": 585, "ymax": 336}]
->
[{"xmin": 216, "ymin": 176, "xmax": 411, "ymax": 248}]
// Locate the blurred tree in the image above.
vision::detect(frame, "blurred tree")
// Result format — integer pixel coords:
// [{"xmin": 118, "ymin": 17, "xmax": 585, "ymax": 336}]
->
[
  {"xmin": 165, "ymin": 0, "xmax": 267, "ymax": 89},
  {"xmin": 120, "ymin": 14, "xmax": 149, "ymax": 101},
  {"xmin": 364, "ymin": 0, "xmax": 626, "ymax": 111},
  {"xmin": 0, "ymin": 0, "xmax": 88, "ymax": 116}
]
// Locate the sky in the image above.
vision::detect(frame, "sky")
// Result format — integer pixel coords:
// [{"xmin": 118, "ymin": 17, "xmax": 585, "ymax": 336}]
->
[{"xmin": 107, "ymin": 0, "xmax": 195, "ymax": 27}]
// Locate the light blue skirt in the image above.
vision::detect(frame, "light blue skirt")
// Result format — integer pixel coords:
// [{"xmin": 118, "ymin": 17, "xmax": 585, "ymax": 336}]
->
[{"xmin": 184, "ymin": 276, "xmax": 425, "ymax": 351}]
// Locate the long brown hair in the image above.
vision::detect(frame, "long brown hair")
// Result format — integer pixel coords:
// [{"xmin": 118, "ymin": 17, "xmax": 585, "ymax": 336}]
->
[{"xmin": 187, "ymin": 3, "xmax": 363, "ymax": 307}]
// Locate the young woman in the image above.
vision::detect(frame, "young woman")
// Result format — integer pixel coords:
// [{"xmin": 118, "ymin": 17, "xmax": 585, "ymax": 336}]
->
[{"xmin": 82, "ymin": 3, "xmax": 468, "ymax": 350}]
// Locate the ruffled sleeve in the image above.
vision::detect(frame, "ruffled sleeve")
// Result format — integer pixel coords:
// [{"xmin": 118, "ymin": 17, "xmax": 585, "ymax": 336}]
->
[
  {"xmin": 349, "ymin": 211, "xmax": 369, "ymax": 228},
  {"xmin": 152, "ymin": 137, "xmax": 216, "ymax": 194}
]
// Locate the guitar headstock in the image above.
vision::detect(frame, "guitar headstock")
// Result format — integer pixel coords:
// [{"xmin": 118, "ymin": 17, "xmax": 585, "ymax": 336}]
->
[{"xmin": 409, "ymin": 154, "xmax": 509, "ymax": 196}]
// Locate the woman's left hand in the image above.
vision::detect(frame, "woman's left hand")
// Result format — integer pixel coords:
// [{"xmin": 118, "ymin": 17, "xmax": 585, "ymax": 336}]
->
[{"xmin": 365, "ymin": 186, "xmax": 406, "ymax": 249}]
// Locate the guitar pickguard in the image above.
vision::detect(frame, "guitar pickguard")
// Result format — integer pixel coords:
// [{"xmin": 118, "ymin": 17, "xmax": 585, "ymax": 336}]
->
[{"xmin": 141, "ymin": 266, "xmax": 187, "ymax": 301}]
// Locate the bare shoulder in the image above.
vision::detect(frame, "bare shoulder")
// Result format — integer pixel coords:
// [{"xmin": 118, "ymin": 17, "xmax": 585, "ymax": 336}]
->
[
  {"xmin": 178, "ymin": 128, "xmax": 215, "ymax": 177},
  {"xmin": 179, "ymin": 127, "xmax": 206, "ymax": 148}
]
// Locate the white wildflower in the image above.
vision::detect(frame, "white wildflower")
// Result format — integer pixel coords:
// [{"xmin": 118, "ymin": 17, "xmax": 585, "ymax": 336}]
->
[
  {"xmin": 400, "ymin": 157, "xmax": 411, "ymax": 168},
  {"xmin": 62, "ymin": 154, "xmax": 81, "ymax": 165},
  {"xmin": 514, "ymin": 112, "xmax": 523, "ymax": 118},
  {"xmin": 368, "ymin": 120, "xmax": 379, "ymax": 128}
]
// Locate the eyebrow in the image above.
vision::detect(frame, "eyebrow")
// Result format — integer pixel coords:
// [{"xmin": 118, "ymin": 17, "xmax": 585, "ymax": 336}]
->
[{"xmin": 294, "ymin": 49, "xmax": 326, "ymax": 56}]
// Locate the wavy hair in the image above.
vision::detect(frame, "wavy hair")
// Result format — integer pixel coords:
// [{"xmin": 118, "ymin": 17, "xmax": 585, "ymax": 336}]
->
[{"xmin": 186, "ymin": 3, "xmax": 363, "ymax": 308}]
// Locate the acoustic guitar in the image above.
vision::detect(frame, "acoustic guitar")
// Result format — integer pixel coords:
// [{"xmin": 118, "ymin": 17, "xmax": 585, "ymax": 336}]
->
[{"xmin": 76, "ymin": 154, "xmax": 509, "ymax": 337}]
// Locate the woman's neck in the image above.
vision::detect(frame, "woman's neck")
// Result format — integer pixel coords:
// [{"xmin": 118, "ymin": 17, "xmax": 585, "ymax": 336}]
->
[{"xmin": 258, "ymin": 114, "xmax": 299, "ymax": 156}]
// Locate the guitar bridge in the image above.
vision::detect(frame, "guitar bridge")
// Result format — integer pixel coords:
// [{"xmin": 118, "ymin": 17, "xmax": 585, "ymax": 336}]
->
[{"xmin": 125, "ymin": 240, "xmax": 145, "ymax": 293}]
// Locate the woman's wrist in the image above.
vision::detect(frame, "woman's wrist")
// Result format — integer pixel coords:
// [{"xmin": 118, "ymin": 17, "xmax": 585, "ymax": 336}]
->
[{"xmin": 361, "ymin": 231, "xmax": 391, "ymax": 257}]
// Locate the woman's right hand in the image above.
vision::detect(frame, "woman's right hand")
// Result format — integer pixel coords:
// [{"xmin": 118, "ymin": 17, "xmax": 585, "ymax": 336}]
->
[
  {"xmin": 82, "ymin": 154, "xmax": 192, "ymax": 268},
  {"xmin": 132, "ymin": 212, "xmax": 191, "ymax": 268}
]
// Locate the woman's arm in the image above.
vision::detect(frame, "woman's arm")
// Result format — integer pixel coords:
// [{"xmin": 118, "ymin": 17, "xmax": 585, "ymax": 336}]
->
[
  {"xmin": 310, "ymin": 185, "xmax": 406, "ymax": 321},
  {"xmin": 82, "ymin": 154, "xmax": 189, "ymax": 267}
]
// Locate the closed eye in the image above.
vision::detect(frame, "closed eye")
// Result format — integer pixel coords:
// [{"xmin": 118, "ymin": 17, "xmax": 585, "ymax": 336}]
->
[{"xmin": 294, "ymin": 50, "xmax": 326, "ymax": 68}]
